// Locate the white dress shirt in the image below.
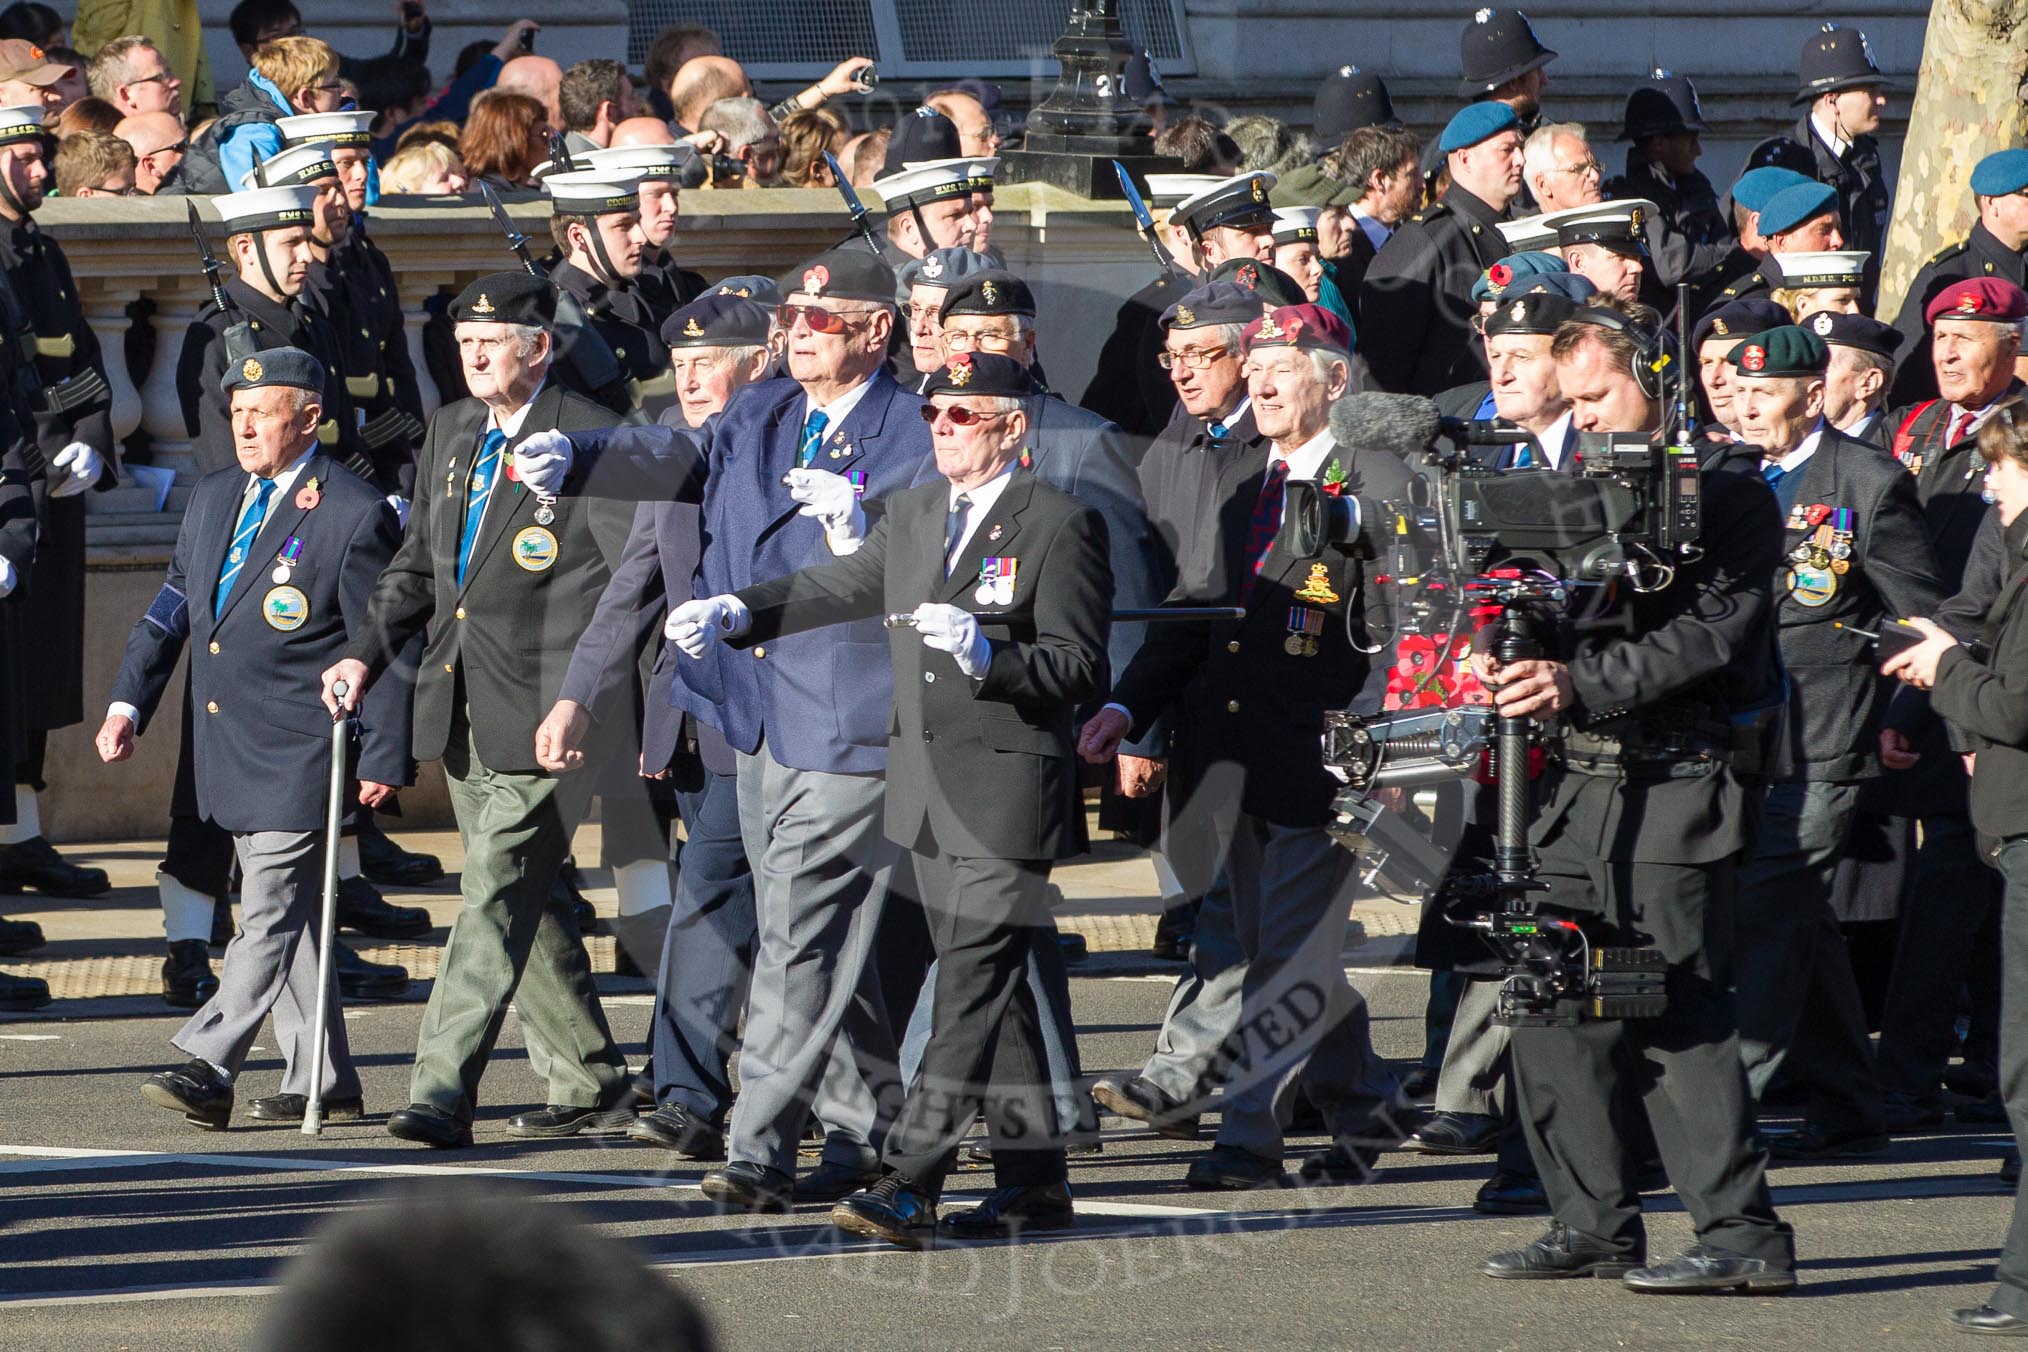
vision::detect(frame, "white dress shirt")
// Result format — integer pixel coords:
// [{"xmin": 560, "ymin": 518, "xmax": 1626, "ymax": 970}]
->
[
  {"xmin": 1808, "ymin": 111, "xmax": 1850, "ymax": 160},
  {"xmin": 1766, "ymin": 420, "xmax": 1826, "ymax": 475},
  {"xmin": 945, "ymin": 462, "xmax": 1019, "ymax": 568},
  {"xmin": 801, "ymin": 377, "xmax": 876, "ymax": 453}
]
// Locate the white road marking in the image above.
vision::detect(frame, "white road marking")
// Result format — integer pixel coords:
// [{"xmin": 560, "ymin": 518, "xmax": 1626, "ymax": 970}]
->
[{"xmin": 0, "ymin": 1033, "xmax": 59, "ymax": 1040}]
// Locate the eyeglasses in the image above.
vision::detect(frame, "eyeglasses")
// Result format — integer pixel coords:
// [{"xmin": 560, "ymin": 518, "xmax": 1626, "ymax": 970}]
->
[
  {"xmin": 902, "ymin": 302, "xmax": 943, "ymax": 324},
  {"xmin": 917, "ymin": 403, "xmax": 1011, "ymax": 427},
  {"xmin": 942, "ymin": 327, "xmax": 1018, "ymax": 353},
  {"xmin": 142, "ymin": 139, "xmax": 188, "ymax": 159},
  {"xmin": 1157, "ymin": 345, "xmax": 1232, "ymax": 370},
  {"xmin": 124, "ymin": 72, "xmax": 173, "ymax": 88},
  {"xmin": 89, "ymin": 184, "xmax": 141, "ymax": 197},
  {"xmin": 779, "ymin": 303, "xmax": 874, "ymax": 335},
  {"xmin": 312, "ymin": 81, "xmax": 347, "ymax": 93},
  {"xmin": 1550, "ymin": 158, "xmax": 1602, "ymax": 177}
]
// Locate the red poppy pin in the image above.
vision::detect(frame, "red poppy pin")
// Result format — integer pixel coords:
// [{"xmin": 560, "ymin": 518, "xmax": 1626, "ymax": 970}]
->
[
  {"xmin": 802, "ymin": 264, "xmax": 830, "ymax": 297},
  {"xmin": 1488, "ymin": 263, "xmax": 1513, "ymax": 288},
  {"xmin": 1741, "ymin": 344, "xmax": 1766, "ymax": 372}
]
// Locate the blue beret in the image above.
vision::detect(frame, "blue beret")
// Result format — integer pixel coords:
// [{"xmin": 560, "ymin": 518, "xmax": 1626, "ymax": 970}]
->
[
  {"xmin": 1513, "ymin": 271, "xmax": 1597, "ymax": 303},
  {"xmin": 1438, "ymin": 100, "xmax": 1521, "ymax": 154},
  {"xmin": 660, "ymin": 292, "xmax": 772, "ymax": 349},
  {"xmin": 1471, "ymin": 250, "xmax": 1567, "ymax": 301},
  {"xmin": 1159, "ymin": 281, "xmax": 1263, "ymax": 330},
  {"xmin": 1971, "ymin": 148, "xmax": 2028, "ymax": 198},
  {"xmin": 220, "ymin": 345, "xmax": 325, "ymax": 396},
  {"xmin": 897, "ymin": 246, "xmax": 993, "ymax": 294},
  {"xmin": 1730, "ymin": 166, "xmax": 1813, "ymax": 212},
  {"xmin": 711, "ymin": 274, "xmax": 783, "ymax": 307},
  {"xmin": 1756, "ymin": 180, "xmax": 1838, "ymax": 238}
]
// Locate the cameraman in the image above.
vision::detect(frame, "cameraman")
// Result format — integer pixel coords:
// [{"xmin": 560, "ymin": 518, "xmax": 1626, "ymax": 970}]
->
[{"xmin": 1476, "ymin": 301, "xmax": 1798, "ymax": 1292}]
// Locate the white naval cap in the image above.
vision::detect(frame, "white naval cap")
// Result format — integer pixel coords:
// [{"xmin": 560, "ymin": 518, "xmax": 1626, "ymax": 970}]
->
[
  {"xmin": 211, "ymin": 185, "xmax": 320, "ymax": 233},
  {"xmin": 1768, "ymin": 249, "xmax": 1870, "ymax": 289},
  {"xmin": 0, "ymin": 103, "xmax": 42, "ymax": 148},
  {"xmin": 543, "ymin": 168, "xmax": 644, "ymax": 215},
  {"xmin": 276, "ymin": 111, "xmax": 374, "ymax": 147},
  {"xmin": 1143, "ymin": 173, "xmax": 1222, "ymax": 207},
  {"xmin": 1271, "ymin": 206, "xmax": 1321, "ymax": 244},
  {"xmin": 1495, "ymin": 212, "xmax": 1559, "ymax": 253},
  {"xmin": 583, "ymin": 143, "xmax": 696, "ymax": 182},
  {"xmin": 243, "ymin": 141, "xmax": 337, "ymax": 191},
  {"xmin": 871, "ymin": 159, "xmax": 972, "ymax": 211}
]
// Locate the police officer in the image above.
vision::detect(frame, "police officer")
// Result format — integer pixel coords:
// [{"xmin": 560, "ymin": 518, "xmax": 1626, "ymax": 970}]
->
[
  {"xmin": 1312, "ymin": 66, "xmax": 1400, "ymax": 148},
  {"xmin": 0, "ymin": 104, "xmax": 116, "ymax": 899},
  {"xmin": 1458, "ymin": 7, "xmax": 1556, "ymax": 130},
  {"xmin": 323, "ymin": 271, "xmax": 637, "ymax": 1149},
  {"xmin": 100, "ymin": 347, "xmax": 407, "ymax": 1129},
  {"xmin": 1606, "ymin": 70, "xmax": 1732, "ymax": 294},
  {"xmin": 1363, "ymin": 103, "xmax": 1524, "ymax": 396},
  {"xmin": 1723, "ymin": 324, "xmax": 1942, "ymax": 1159},
  {"xmin": 1890, "ymin": 149, "xmax": 2028, "ymax": 406},
  {"xmin": 1476, "ymin": 301, "xmax": 1796, "ymax": 1292},
  {"xmin": 1744, "ymin": 24, "xmax": 1893, "ymax": 309},
  {"xmin": 545, "ymin": 169, "xmax": 670, "ymax": 418}
]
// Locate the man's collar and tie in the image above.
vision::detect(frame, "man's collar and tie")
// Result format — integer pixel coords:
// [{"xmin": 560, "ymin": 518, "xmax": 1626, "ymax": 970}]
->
[
  {"xmin": 1761, "ymin": 420, "xmax": 1827, "ymax": 515},
  {"xmin": 798, "ymin": 378, "xmax": 877, "ymax": 465},
  {"xmin": 1207, "ymin": 395, "xmax": 1251, "ymax": 443},
  {"xmin": 944, "ymin": 463, "xmax": 1018, "ymax": 574},
  {"xmin": 1271, "ymin": 425, "xmax": 1338, "ymax": 481},
  {"xmin": 215, "ymin": 446, "xmax": 315, "ymax": 612},
  {"xmin": 1351, "ymin": 211, "xmax": 1391, "ymax": 252}
]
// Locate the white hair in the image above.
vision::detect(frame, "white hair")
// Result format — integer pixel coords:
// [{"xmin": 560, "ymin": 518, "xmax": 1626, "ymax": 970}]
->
[{"xmin": 1522, "ymin": 122, "xmax": 1588, "ymax": 189}]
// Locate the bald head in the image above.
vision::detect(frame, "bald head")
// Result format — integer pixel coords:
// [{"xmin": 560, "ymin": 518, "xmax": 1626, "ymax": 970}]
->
[
  {"xmin": 497, "ymin": 55, "xmax": 564, "ymax": 126},
  {"xmin": 611, "ymin": 116, "xmax": 675, "ymax": 148},
  {"xmin": 115, "ymin": 109, "xmax": 186, "ymax": 194},
  {"xmin": 669, "ymin": 55, "xmax": 750, "ymax": 130}
]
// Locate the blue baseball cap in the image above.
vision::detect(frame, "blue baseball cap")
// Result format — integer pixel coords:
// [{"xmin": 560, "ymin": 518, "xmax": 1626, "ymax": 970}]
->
[
  {"xmin": 1438, "ymin": 100, "xmax": 1521, "ymax": 154},
  {"xmin": 1756, "ymin": 180, "xmax": 1838, "ymax": 238}
]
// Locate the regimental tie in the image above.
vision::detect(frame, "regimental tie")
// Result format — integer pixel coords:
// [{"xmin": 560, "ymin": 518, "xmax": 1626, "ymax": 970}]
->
[
  {"xmin": 798, "ymin": 409, "xmax": 829, "ymax": 468},
  {"xmin": 944, "ymin": 492, "xmax": 973, "ymax": 576},
  {"xmin": 1238, "ymin": 458, "xmax": 1291, "ymax": 602},
  {"xmin": 215, "ymin": 476, "xmax": 276, "ymax": 613},
  {"xmin": 458, "ymin": 428, "xmax": 506, "ymax": 585}
]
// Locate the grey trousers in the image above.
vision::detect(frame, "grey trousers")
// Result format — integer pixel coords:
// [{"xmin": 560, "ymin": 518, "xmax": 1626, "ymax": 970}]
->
[
  {"xmin": 1138, "ymin": 871, "xmax": 1245, "ymax": 1104},
  {"xmin": 1733, "ymin": 777, "xmax": 1884, "ymax": 1135},
  {"xmin": 728, "ymin": 744, "xmax": 901, "ymax": 1173},
  {"xmin": 1434, "ymin": 975, "xmax": 1509, "ymax": 1117},
  {"xmin": 175, "ymin": 829, "xmax": 359, "ymax": 1099}
]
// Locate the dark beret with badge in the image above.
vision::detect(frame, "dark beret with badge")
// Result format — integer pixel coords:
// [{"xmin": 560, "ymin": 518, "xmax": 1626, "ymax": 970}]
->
[
  {"xmin": 897, "ymin": 246, "xmax": 993, "ymax": 294},
  {"xmin": 1208, "ymin": 257, "xmax": 1308, "ymax": 308},
  {"xmin": 711, "ymin": 273, "xmax": 784, "ymax": 307},
  {"xmin": 922, "ymin": 350, "xmax": 1034, "ymax": 399},
  {"xmin": 1243, "ymin": 303, "xmax": 1352, "ymax": 355},
  {"xmin": 660, "ymin": 292, "xmax": 772, "ymax": 349},
  {"xmin": 1472, "ymin": 250, "xmax": 1567, "ymax": 302},
  {"xmin": 1159, "ymin": 281, "xmax": 1263, "ymax": 331},
  {"xmin": 1924, "ymin": 277, "xmax": 2028, "ymax": 328},
  {"xmin": 1692, "ymin": 296, "xmax": 1789, "ymax": 351},
  {"xmin": 220, "ymin": 344, "xmax": 327, "ymax": 396},
  {"xmin": 1805, "ymin": 310, "xmax": 1900, "ymax": 360},
  {"xmin": 1172, "ymin": 171, "xmax": 1278, "ymax": 238},
  {"xmin": 939, "ymin": 269, "xmax": 1036, "ymax": 320},
  {"xmin": 450, "ymin": 271, "xmax": 558, "ymax": 327},
  {"xmin": 1458, "ymin": 7, "xmax": 1556, "ymax": 97},
  {"xmin": 1484, "ymin": 290, "xmax": 1583, "ymax": 337},
  {"xmin": 1726, "ymin": 325, "xmax": 1829, "ymax": 378},
  {"xmin": 1507, "ymin": 271, "xmax": 1595, "ymax": 304},
  {"xmin": 783, "ymin": 249, "xmax": 898, "ymax": 305},
  {"xmin": 1438, "ymin": 99, "xmax": 1522, "ymax": 154}
]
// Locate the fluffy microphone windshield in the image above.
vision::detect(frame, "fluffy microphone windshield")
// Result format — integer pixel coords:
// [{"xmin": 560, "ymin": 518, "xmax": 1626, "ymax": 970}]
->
[{"xmin": 1329, "ymin": 390, "xmax": 1440, "ymax": 459}]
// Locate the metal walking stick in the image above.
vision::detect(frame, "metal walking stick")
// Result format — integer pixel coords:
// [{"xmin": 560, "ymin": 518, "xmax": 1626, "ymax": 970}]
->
[{"xmin": 302, "ymin": 679, "xmax": 350, "ymax": 1137}]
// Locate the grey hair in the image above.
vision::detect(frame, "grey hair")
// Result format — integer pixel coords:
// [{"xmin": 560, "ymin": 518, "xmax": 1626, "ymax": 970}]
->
[
  {"xmin": 1522, "ymin": 122, "xmax": 1588, "ymax": 187},
  {"xmin": 1841, "ymin": 344, "xmax": 1895, "ymax": 388},
  {"xmin": 507, "ymin": 324, "xmax": 547, "ymax": 359},
  {"xmin": 1305, "ymin": 347, "xmax": 1351, "ymax": 386},
  {"xmin": 698, "ymin": 96, "xmax": 775, "ymax": 154},
  {"xmin": 674, "ymin": 343, "xmax": 767, "ymax": 367}
]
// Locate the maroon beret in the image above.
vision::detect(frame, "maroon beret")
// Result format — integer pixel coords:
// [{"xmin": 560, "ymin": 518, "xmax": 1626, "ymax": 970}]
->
[
  {"xmin": 1242, "ymin": 303, "xmax": 1352, "ymax": 355},
  {"xmin": 1925, "ymin": 277, "xmax": 2028, "ymax": 327}
]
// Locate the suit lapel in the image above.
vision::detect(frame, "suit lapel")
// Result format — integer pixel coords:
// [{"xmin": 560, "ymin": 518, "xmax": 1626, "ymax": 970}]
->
[
  {"xmin": 460, "ymin": 384, "xmax": 558, "ymax": 592},
  {"xmin": 191, "ymin": 478, "xmax": 239, "ymax": 631},
  {"xmin": 939, "ymin": 473, "xmax": 1034, "ymax": 604},
  {"xmin": 432, "ymin": 402, "xmax": 482, "ymax": 577},
  {"xmin": 213, "ymin": 454, "xmax": 329, "ymax": 629}
]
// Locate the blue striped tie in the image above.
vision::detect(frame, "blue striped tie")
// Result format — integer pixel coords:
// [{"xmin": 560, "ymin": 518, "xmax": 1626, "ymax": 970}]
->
[
  {"xmin": 458, "ymin": 429, "xmax": 506, "ymax": 585},
  {"xmin": 214, "ymin": 477, "xmax": 275, "ymax": 613},
  {"xmin": 798, "ymin": 409, "xmax": 829, "ymax": 467}
]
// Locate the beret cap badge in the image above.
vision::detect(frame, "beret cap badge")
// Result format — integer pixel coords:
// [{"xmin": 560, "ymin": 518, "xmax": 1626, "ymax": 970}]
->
[
  {"xmin": 981, "ymin": 279, "xmax": 999, "ymax": 306},
  {"xmin": 683, "ymin": 316, "xmax": 704, "ymax": 337},
  {"xmin": 1742, "ymin": 344, "xmax": 1766, "ymax": 372},
  {"xmin": 1175, "ymin": 304, "xmax": 1196, "ymax": 325},
  {"xmin": 241, "ymin": 358, "xmax": 263, "ymax": 381},
  {"xmin": 947, "ymin": 357, "xmax": 973, "ymax": 386},
  {"xmin": 1959, "ymin": 292, "xmax": 1983, "ymax": 313},
  {"xmin": 1712, "ymin": 318, "xmax": 1729, "ymax": 334},
  {"xmin": 803, "ymin": 264, "xmax": 830, "ymax": 297},
  {"xmin": 471, "ymin": 293, "xmax": 495, "ymax": 316},
  {"xmin": 1812, "ymin": 312, "xmax": 1833, "ymax": 335}
]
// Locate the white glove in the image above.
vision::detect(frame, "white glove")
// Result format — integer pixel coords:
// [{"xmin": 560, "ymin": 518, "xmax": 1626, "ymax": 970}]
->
[
  {"xmin": 385, "ymin": 494, "xmax": 411, "ymax": 527},
  {"xmin": 786, "ymin": 467, "xmax": 867, "ymax": 554},
  {"xmin": 664, "ymin": 595, "xmax": 750, "ymax": 658},
  {"xmin": 0, "ymin": 553, "xmax": 15, "ymax": 598},
  {"xmin": 49, "ymin": 442, "xmax": 103, "ymax": 498},
  {"xmin": 914, "ymin": 602, "xmax": 990, "ymax": 679},
  {"xmin": 511, "ymin": 429, "xmax": 573, "ymax": 497}
]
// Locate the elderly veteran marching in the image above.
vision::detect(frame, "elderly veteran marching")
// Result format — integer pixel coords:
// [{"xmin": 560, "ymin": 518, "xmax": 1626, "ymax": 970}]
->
[{"xmin": 98, "ymin": 347, "xmax": 408, "ymax": 1129}]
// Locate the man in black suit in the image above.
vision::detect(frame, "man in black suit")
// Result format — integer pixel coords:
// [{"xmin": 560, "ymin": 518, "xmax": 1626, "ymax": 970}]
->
[
  {"xmin": 98, "ymin": 347, "xmax": 408, "ymax": 1129},
  {"xmin": 1722, "ymin": 324, "xmax": 1943, "ymax": 1160},
  {"xmin": 671, "ymin": 351, "xmax": 1111, "ymax": 1248},
  {"xmin": 1081, "ymin": 302, "xmax": 1413, "ymax": 1190},
  {"xmin": 323, "ymin": 272, "xmax": 637, "ymax": 1150},
  {"xmin": 1474, "ymin": 301, "xmax": 1796, "ymax": 1292}
]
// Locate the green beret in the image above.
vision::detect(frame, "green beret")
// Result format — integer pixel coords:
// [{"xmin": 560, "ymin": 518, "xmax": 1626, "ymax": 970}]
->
[{"xmin": 1726, "ymin": 325, "xmax": 1829, "ymax": 378}]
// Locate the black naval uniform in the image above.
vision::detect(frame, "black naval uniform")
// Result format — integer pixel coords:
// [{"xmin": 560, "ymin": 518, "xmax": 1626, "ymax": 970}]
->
[
  {"xmin": 176, "ymin": 278, "xmax": 361, "ymax": 479},
  {"xmin": 550, "ymin": 260, "xmax": 676, "ymax": 414},
  {"xmin": 1747, "ymin": 115, "xmax": 1891, "ymax": 307},
  {"xmin": 1082, "ymin": 269, "xmax": 1191, "ymax": 441},
  {"xmin": 638, "ymin": 246, "xmax": 708, "ymax": 316},
  {"xmin": 1505, "ymin": 445, "xmax": 1795, "ymax": 1270},
  {"xmin": 1360, "ymin": 185, "xmax": 1508, "ymax": 396},
  {"xmin": 1606, "ymin": 152, "xmax": 1733, "ymax": 294},
  {"xmin": 1888, "ymin": 225, "xmax": 2028, "ymax": 406},
  {"xmin": 322, "ymin": 224, "xmax": 429, "ymax": 498}
]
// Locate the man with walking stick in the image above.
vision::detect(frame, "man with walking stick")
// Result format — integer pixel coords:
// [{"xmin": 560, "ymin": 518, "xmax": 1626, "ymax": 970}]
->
[{"xmin": 98, "ymin": 347, "xmax": 409, "ymax": 1130}]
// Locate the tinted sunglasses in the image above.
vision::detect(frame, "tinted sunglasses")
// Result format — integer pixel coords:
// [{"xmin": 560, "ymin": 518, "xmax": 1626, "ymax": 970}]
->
[
  {"xmin": 917, "ymin": 403, "xmax": 1010, "ymax": 427},
  {"xmin": 780, "ymin": 303, "xmax": 872, "ymax": 334}
]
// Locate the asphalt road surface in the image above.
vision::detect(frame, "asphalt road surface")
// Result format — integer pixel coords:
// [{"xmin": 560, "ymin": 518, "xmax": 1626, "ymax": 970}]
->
[{"xmin": 1, "ymin": 966, "xmax": 2018, "ymax": 1351}]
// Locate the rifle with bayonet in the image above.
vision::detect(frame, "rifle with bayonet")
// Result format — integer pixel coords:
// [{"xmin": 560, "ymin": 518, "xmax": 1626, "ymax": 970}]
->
[
  {"xmin": 823, "ymin": 151, "xmax": 884, "ymax": 256},
  {"xmin": 1112, "ymin": 160, "xmax": 1182, "ymax": 276},
  {"xmin": 187, "ymin": 201, "xmax": 257, "ymax": 365}
]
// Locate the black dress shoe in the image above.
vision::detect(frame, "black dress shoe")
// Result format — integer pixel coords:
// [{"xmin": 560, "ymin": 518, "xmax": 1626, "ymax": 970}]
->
[
  {"xmin": 1400, "ymin": 1065, "xmax": 1440, "ymax": 1102},
  {"xmin": 1883, "ymin": 1092, "xmax": 1948, "ymax": 1133},
  {"xmin": 959, "ymin": 1132, "xmax": 1101, "ymax": 1165},
  {"xmin": 358, "ymin": 821, "xmax": 445, "ymax": 887},
  {"xmin": 505, "ymin": 1102, "xmax": 635, "ymax": 1138},
  {"xmin": 1959, "ymin": 1094, "xmax": 2010, "ymax": 1125},
  {"xmin": 0, "ymin": 837, "xmax": 108, "ymax": 898},
  {"xmin": 249, "ymin": 1093, "xmax": 365, "ymax": 1123},
  {"xmin": 1057, "ymin": 931, "xmax": 1088, "ymax": 964},
  {"xmin": 629, "ymin": 1065, "xmax": 657, "ymax": 1109},
  {"xmin": 1090, "ymin": 1075, "xmax": 1200, "ymax": 1140},
  {"xmin": 386, "ymin": 1104, "xmax": 472, "ymax": 1148},
  {"xmin": 2001, "ymin": 1151, "xmax": 2020, "ymax": 1186},
  {"xmin": 1766, "ymin": 1124, "xmax": 1890, "ymax": 1161},
  {"xmin": 1404, "ymin": 1111, "xmax": 1502, "ymax": 1155},
  {"xmin": 141, "ymin": 1059, "xmax": 233, "ymax": 1130},
  {"xmin": 335, "ymin": 942, "xmax": 411, "ymax": 1000},
  {"xmin": 1185, "ymin": 1144, "xmax": 1285, "ymax": 1190},
  {"xmin": 797, "ymin": 1160, "xmax": 882, "ymax": 1201},
  {"xmin": 1947, "ymin": 1063, "xmax": 2000, "ymax": 1101},
  {"xmin": 1297, "ymin": 1142, "xmax": 1381, "ymax": 1184},
  {"xmin": 209, "ymin": 897, "xmax": 234, "ymax": 948},
  {"xmin": 1950, "ymin": 1304, "xmax": 2028, "ymax": 1335},
  {"xmin": 0, "ymin": 970, "xmax": 49, "ymax": 1010},
  {"xmin": 0, "ymin": 914, "xmax": 44, "ymax": 955},
  {"xmin": 1480, "ymin": 1224, "xmax": 1643, "ymax": 1280},
  {"xmin": 831, "ymin": 1174, "xmax": 939, "ymax": 1249},
  {"xmin": 700, "ymin": 1161, "xmax": 793, "ymax": 1213},
  {"xmin": 1474, "ymin": 1169, "xmax": 1550, "ymax": 1215},
  {"xmin": 1622, "ymin": 1243, "xmax": 1795, "ymax": 1294},
  {"xmin": 335, "ymin": 876, "xmax": 431, "ymax": 940},
  {"xmin": 161, "ymin": 939, "xmax": 219, "ymax": 1009},
  {"xmin": 627, "ymin": 1102, "xmax": 724, "ymax": 1159},
  {"xmin": 1150, "ymin": 904, "xmax": 1195, "ymax": 960},
  {"xmin": 942, "ymin": 1182, "xmax": 1075, "ymax": 1238}
]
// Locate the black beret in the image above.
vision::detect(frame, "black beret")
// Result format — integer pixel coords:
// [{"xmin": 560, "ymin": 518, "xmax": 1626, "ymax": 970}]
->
[
  {"xmin": 1804, "ymin": 309, "xmax": 1900, "ymax": 360},
  {"xmin": 660, "ymin": 293, "xmax": 772, "ymax": 349},
  {"xmin": 220, "ymin": 345, "xmax": 326, "ymax": 396},
  {"xmin": 782, "ymin": 249, "xmax": 897, "ymax": 305},
  {"xmin": 1691, "ymin": 297, "xmax": 1788, "ymax": 352},
  {"xmin": 939, "ymin": 269, "xmax": 1035, "ymax": 320},
  {"xmin": 450, "ymin": 271, "xmax": 557, "ymax": 327},
  {"xmin": 1159, "ymin": 281, "xmax": 1264, "ymax": 330},
  {"xmin": 1726, "ymin": 325, "xmax": 1829, "ymax": 378},
  {"xmin": 1207, "ymin": 257, "xmax": 1308, "ymax": 308},
  {"xmin": 1483, "ymin": 291, "xmax": 1581, "ymax": 338},
  {"xmin": 921, "ymin": 351, "xmax": 1034, "ymax": 399}
]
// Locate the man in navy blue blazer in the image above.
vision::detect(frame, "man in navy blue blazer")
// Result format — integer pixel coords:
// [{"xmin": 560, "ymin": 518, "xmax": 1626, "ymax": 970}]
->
[{"xmin": 99, "ymin": 347, "xmax": 409, "ymax": 1129}]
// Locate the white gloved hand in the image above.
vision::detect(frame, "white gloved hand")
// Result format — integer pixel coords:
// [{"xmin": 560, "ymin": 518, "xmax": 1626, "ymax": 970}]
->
[
  {"xmin": 49, "ymin": 442, "xmax": 103, "ymax": 498},
  {"xmin": 913, "ymin": 602, "xmax": 990, "ymax": 679},
  {"xmin": 511, "ymin": 429, "xmax": 573, "ymax": 497},
  {"xmin": 0, "ymin": 553, "xmax": 16, "ymax": 598},
  {"xmin": 385, "ymin": 494, "xmax": 411, "ymax": 528},
  {"xmin": 785, "ymin": 467, "xmax": 867, "ymax": 553},
  {"xmin": 664, "ymin": 595, "xmax": 750, "ymax": 658}
]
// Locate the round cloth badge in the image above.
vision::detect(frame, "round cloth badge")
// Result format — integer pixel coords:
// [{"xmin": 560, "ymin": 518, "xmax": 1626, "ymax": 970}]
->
[
  {"xmin": 1784, "ymin": 564, "xmax": 1838, "ymax": 607},
  {"xmin": 512, "ymin": 525, "xmax": 559, "ymax": 572},
  {"xmin": 262, "ymin": 585, "xmax": 309, "ymax": 631}
]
